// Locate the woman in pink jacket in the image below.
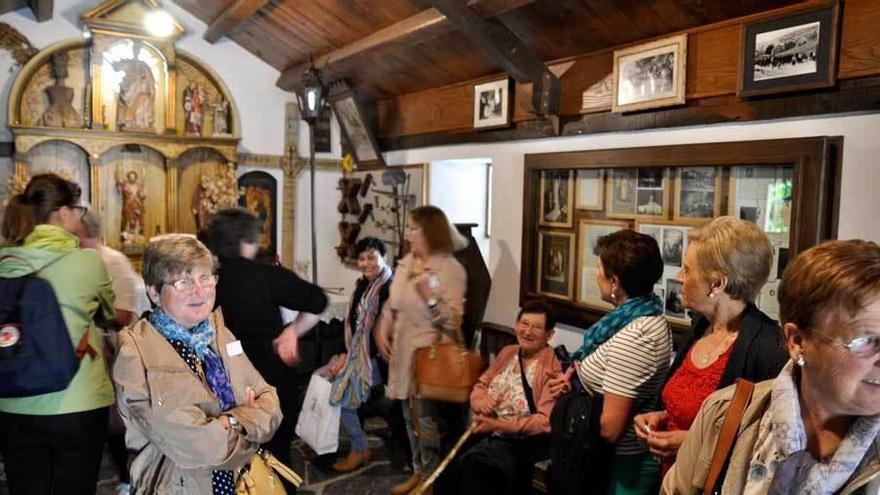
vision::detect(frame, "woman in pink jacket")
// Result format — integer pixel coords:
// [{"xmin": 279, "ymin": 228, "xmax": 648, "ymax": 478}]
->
[{"xmin": 439, "ymin": 300, "xmax": 563, "ymax": 495}]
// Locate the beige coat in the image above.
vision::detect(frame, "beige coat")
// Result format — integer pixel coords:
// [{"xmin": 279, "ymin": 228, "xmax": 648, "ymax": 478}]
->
[
  {"xmin": 662, "ymin": 380, "xmax": 880, "ymax": 495},
  {"xmin": 113, "ymin": 310, "xmax": 282, "ymax": 495},
  {"xmin": 385, "ymin": 252, "xmax": 466, "ymax": 399}
]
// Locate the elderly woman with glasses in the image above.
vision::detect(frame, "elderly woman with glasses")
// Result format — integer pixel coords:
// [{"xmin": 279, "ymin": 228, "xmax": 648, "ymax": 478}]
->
[
  {"xmin": 663, "ymin": 240, "xmax": 880, "ymax": 494},
  {"xmin": 113, "ymin": 235, "xmax": 282, "ymax": 494}
]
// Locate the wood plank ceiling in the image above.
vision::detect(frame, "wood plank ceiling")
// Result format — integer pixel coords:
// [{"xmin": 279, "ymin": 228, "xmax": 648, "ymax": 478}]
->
[{"xmin": 173, "ymin": 0, "xmax": 805, "ymax": 100}]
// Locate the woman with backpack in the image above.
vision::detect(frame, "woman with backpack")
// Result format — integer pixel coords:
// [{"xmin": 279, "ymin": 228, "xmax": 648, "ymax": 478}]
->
[{"xmin": 0, "ymin": 173, "xmax": 116, "ymax": 495}]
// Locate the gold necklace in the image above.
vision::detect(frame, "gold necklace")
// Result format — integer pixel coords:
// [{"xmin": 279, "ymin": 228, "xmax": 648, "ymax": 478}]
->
[{"xmin": 698, "ymin": 332, "xmax": 737, "ymax": 364}]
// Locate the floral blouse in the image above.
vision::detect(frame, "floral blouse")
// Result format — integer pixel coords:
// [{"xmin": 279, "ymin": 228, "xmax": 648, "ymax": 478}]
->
[{"xmin": 487, "ymin": 357, "xmax": 538, "ymax": 421}]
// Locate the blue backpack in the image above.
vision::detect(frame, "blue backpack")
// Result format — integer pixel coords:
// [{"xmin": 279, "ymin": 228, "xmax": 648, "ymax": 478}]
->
[{"xmin": 0, "ymin": 254, "xmax": 95, "ymax": 398}]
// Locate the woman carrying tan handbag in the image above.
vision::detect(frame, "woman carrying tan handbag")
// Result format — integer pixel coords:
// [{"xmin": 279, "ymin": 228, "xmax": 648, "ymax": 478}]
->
[{"xmin": 375, "ymin": 205, "xmax": 468, "ymax": 495}]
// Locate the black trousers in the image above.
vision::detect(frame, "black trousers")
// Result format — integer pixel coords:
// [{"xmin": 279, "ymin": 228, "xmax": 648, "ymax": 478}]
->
[
  {"xmin": 438, "ymin": 434, "xmax": 545, "ymax": 495},
  {"xmin": 0, "ymin": 407, "xmax": 109, "ymax": 495}
]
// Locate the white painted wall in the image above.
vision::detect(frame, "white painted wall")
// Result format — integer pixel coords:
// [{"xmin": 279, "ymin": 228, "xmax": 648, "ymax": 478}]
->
[
  {"xmin": 430, "ymin": 158, "xmax": 491, "ymax": 262},
  {"xmin": 384, "ymin": 112, "xmax": 880, "ymax": 330},
  {"xmin": 0, "ymin": 0, "xmax": 294, "ymax": 155}
]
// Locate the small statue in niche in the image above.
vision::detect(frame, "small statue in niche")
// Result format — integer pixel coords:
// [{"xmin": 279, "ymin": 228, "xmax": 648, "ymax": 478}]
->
[
  {"xmin": 183, "ymin": 81, "xmax": 204, "ymax": 135},
  {"xmin": 213, "ymin": 98, "xmax": 231, "ymax": 135},
  {"xmin": 192, "ymin": 164, "xmax": 240, "ymax": 229},
  {"xmin": 116, "ymin": 169, "xmax": 146, "ymax": 246},
  {"xmin": 114, "ymin": 45, "xmax": 155, "ymax": 131},
  {"xmin": 40, "ymin": 52, "xmax": 80, "ymax": 128}
]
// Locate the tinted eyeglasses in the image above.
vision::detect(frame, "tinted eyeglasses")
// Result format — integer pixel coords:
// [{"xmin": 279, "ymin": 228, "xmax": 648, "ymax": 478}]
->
[
  {"xmin": 812, "ymin": 328, "xmax": 880, "ymax": 358},
  {"xmin": 164, "ymin": 274, "xmax": 219, "ymax": 293}
]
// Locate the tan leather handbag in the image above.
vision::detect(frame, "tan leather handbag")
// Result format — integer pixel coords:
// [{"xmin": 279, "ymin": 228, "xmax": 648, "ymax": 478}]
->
[
  {"xmin": 414, "ymin": 338, "xmax": 485, "ymax": 403},
  {"xmin": 235, "ymin": 448, "xmax": 303, "ymax": 495}
]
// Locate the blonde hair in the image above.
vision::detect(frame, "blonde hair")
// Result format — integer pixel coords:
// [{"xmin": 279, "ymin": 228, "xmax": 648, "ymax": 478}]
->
[{"xmin": 687, "ymin": 216, "xmax": 771, "ymax": 302}]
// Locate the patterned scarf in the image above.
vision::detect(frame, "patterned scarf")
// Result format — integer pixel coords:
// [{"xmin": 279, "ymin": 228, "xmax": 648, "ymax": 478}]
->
[
  {"xmin": 149, "ymin": 308, "xmax": 236, "ymax": 411},
  {"xmin": 744, "ymin": 360, "xmax": 880, "ymax": 495},
  {"xmin": 330, "ymin": 264, "xmax": 392, "ymax": 409},
  {"xmin": 571, "ymin": 293, "xmax": 664, "ymax": 360}
]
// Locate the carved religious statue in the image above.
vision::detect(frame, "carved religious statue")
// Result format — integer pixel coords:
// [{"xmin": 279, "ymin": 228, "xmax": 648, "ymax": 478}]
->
[
  {"xmin": 213, "ymin": 98, "xmax": 231, "ymax": 136},
  {"xmin": 40, "ymin": 52, "xmax": 81, "ymax": 127},
  {"xmin": 192, "ymin": 164, "xmax": 239, "ymax": 229},
  {"xmin": 183, "ymin": 81, "xmax": 204, "ymax": 135},
  {"xmin": 116, "ymin": 169, "xmax": 146, "ymax": 245},
  {"xmin": 114, "ymin": 45, "xmax": 155, "ymax": 131}
]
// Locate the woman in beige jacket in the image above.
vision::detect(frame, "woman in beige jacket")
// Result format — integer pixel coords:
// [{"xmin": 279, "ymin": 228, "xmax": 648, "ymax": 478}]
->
[
  {"xmin": 663, "ymin": 240, "xmax": 880, "ymax": 495},
  {"xmin": 113, "ymin": 235, "xmax": 281, "ymax": 494},
  {"xmin": 375, "ymin": 205, "xmax": 467, "ymax": 495}
]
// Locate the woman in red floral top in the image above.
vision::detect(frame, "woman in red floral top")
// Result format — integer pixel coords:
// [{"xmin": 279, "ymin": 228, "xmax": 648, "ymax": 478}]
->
[{"xmin": 633, "ymin": 217, "xmax": 789, "ymax": 478}]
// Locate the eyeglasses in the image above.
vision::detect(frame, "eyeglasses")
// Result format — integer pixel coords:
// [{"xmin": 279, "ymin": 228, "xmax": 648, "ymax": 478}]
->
[
  {"xmin": 70, "ymin": 205, "xmax": 88, "ymax": 219},
  {"xmin": 406, "ymin": 226, "xmax": 422, "ymax": 233},
  {"xmin": 164, "ymin": 274, "xmax": 219, "ymax": 293},
  {"xmin": 516, "ymin": 320, "xmax": 547, "ymax": 333},
  {"xmin": 811, "ymin": 328, "xmax": 880, "ymax": 358}
]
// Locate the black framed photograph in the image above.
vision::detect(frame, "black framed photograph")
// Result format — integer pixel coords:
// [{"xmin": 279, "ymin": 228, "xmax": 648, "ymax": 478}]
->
[
  {"xmin": 539, "ymin": 170, "xmax": 574, "ymax": 228},
  {"xmin": 329, "ymin": 82, "xmax": 384, "ymax": 167},
  {"xmin": 238, "ymin": 171, "xmax": 278, "ymax": 263},
  {"xmin": 473, "ymin": 78, "xmax": 512, "ymax": 129},
  {"xmin": 537, "ymin": 231, "xmax": 575, "ymax": 300},
  {"xmin": 613, "ymin": 34, "xmax": 687, "ymax": 113},
  {"xmin": 738, "ymin": 2, "xmax": 840, "ymax": 97}
]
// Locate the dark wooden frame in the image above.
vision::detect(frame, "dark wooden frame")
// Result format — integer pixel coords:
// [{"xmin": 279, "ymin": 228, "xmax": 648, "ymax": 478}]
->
[
  {"xmin": 522, "ymin": 136, "xmax": 842, "ymax": 329},
  {"xmin": 329, "ymin": 82, "xmax": 385, "ymax": 169},
  {"xmin": 737, "ymin": 2, "xmax": 840, "ymax": 98},
  {"xmin": 473, "ymin": 78, "xmax": 513, "ymax": 129}
]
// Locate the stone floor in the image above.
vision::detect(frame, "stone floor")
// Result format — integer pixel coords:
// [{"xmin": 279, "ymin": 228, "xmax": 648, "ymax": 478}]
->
[{"xmin": 0, "ymin": 417, "xmax": 413, "ymax": 495}]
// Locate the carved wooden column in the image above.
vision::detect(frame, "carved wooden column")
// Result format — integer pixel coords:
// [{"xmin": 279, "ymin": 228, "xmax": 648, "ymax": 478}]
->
[
  {"xmin": 88, "ymin": 154, "xmax": 101, "ymax": 212},
  {"xmin": 9, "ymin": 154, "xmax": 30, "ymax": 197},
  {"xmin": 165, "ymin": 157, "xmax": 179, "ymax": 234},
  {"xmin": 89, "ymin": 38, "xmax": 105, "ymax": 129},
  {"xmin": 281, "ymin": 154, "xmax": 303, "ymax": 269},
  {"xmin": 163, "ymin": 44, "xmax": 178, "ymax": 135}
]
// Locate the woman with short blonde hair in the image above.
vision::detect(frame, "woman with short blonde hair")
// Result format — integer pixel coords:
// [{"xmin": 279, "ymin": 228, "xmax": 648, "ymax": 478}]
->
[{"xmin": 634, "ymin": 216, "xmax": 789, "ymax": 488}]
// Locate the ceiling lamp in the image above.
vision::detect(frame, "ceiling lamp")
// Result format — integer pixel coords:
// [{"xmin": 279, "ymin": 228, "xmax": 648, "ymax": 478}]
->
[{"xmin": 145, "ymin": 10, "xmax": 175, "ymax": 38}]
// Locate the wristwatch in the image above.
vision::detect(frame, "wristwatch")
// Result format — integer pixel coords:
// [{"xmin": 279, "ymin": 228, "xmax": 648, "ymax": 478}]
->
[{"xmin": 226, "ymin": 414, "xmax": 242, "ymax": 433}]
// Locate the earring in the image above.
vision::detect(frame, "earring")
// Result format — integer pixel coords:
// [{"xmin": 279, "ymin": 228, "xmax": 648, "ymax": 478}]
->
[
  {"xmin": 708, "ymin": 292, "xmax": 715, "ymax": 299},
  {"xmin": 611, "ymin": 291, "xmax": 617, "ymax": 301},
  {"xmin": 796, "ymin": 353, "xmax": 805, "ymax": 367}
]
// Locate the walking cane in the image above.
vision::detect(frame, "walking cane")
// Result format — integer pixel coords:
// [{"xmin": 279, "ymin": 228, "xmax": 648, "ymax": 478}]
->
[{"xmin": 411, "ymin": 423, "xmax": 477, "ymax": 495}]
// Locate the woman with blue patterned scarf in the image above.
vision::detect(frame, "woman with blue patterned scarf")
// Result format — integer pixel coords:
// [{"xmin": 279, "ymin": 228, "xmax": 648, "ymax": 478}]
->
[
  {"xmin": 113, "ymin": 235, "xmax": 282, "ymax": 494},
  {"xmin": 548, "ymin": 229, "xmax": 671, "ymax": 495}
]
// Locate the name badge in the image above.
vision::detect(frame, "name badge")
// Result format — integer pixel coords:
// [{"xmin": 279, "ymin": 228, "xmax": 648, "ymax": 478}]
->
[{"xmin": 226, "ymin": 340, "xmax": 244, "ymax": 357}]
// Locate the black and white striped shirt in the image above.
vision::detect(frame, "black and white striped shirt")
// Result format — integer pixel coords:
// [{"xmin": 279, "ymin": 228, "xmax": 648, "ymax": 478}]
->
[{"xmin": 576, "ymin": 315, "xmax": 672, "ymax": 456}]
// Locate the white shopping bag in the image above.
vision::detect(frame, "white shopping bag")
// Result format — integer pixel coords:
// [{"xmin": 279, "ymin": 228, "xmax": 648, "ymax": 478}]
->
[{"xmin": 295, "ymin": 373, "xmax": 341, "ymax": 455}]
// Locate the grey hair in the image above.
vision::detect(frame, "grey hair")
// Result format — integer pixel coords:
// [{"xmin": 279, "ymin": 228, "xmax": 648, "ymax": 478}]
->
[
  {"xmin": 80, "ymin": 209, "xmax": 102, "ymax": 239},
  {"xmin": 143, "ymin": 234, "xmax": 216, "ymax": 293}
]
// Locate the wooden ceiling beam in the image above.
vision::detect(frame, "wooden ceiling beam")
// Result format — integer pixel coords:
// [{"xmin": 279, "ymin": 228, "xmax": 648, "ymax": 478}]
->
[
  {"xmin": 204, "ymin": 0, "xmax": 270, "ymax": 44},
  {"xmin": 26, "ymin": 0, "xmax": 51, "ymax": 22},
  {"xmin": 275, "ymin": 0, "xmax": 535, "ymax": 91},
  {"xmin": 430, "ymin": 0, "xmax": 559, "ymax": 117}
]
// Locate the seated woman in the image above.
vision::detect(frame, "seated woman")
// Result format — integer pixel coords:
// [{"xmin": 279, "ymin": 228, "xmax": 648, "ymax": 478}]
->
[
  {"xmin": 328, "ymin": 237, "xmax": 394, "ymax": 472},
  {"xmin": 440, "ymin": 300, "xmax": 562, "ymax": 495},
  {"xmin": 663, "ymin": 240, "xmax": 880, "ymax": 494},
  {"xmin": 550, "ymin": 229, "xmax": 671, "ymax": 495},
  {"xmin": 113, "ymin": 234, "xmax": 282, "ymax": 494},
  {"xmin": 634, "ymin": 217, "xmax": 788, "ymax": 482}
]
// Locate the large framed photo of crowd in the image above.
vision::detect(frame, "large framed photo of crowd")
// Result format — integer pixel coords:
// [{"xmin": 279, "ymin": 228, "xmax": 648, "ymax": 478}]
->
[{"xmin": 521, "ymin": 137, "xmax": 841, "ymax": 330}]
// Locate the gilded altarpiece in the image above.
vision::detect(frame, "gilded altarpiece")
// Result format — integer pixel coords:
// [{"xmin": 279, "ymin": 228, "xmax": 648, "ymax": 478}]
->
[{"xmin": 2, "ymin": 0, "xmax": 254, "ymax": 257}]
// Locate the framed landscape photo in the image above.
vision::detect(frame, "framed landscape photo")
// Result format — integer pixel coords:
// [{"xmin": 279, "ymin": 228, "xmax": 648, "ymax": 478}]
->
[
  {"xmin": 576, "ymin": 169, "xmax": 604, "ymax": 210},
  {"xmin": 577, "ymin": 219, "xmax": 629, "ymax": 310},
  {"xmin": 473, "ymin": 78, "xmax": 512, "ymax": 129},
  {"xmin": 674, "ymin": 167, "xmax": 721, "ymax": 224},
  {"xmin": 539, "ymin": 170, "xmax": 574, "ymax": 227},
  {"xmin": 738, "ymin": 2, "xmax": 840, "ymax": 97},
  {"xmin": 613, "ymin": 34, "xmax": 687, "ymax": 113},
  {"xmin": 537, "ymin": 231, "xmax": 575, "ymax": 300}
]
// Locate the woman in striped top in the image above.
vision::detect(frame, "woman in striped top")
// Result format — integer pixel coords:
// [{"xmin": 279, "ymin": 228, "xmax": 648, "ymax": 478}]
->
[{"xmin": 553, "ymin": 230, "xmax": 672, "ymax": 495}]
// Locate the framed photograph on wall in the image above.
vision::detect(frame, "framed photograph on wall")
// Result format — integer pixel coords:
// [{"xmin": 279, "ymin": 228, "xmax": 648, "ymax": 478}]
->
[
  {"xmin": 612, "ymin": 34, "xmax": 687, "ymax": 113},
  {"xmin": 576, "ymin": 169, "xmax": 604, "ymax": 210},
  {"xmin": 738, "ymin": 2, "xmax": 840, "ymax": 97},
  {"xmin": 674, "ymin": 167, "xmax": 721, "ymax": 224},
  {"xmin": 539, "ymin": 170, "xmax": 574, "ymax": 227},
  {"xmin": 473, "ymin": 78, "xmax": 512, "ymax": 129},
  {"xmin": 537, "ymin": 231, "xmax": 575, "ymax": 300},
  {"xmin": 330, "ymin": 82, "xmax": 384, "ymax": 168},
  {"xmin": 636, "ymin": 220, "xmax": 691, "ymax": 268},
  {"xmin": 577, "ymin": 219, "xmax": 629, "ymax": 310},
  {"xmin": 607, "ymin": 167, "xmax": 669, "ymax": 220}
]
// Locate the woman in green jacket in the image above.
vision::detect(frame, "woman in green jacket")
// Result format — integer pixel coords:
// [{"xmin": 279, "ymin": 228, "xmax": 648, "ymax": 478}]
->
[{"xmin": 0, "ymin": 174, "xmax": 115, "ymax": 495}]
